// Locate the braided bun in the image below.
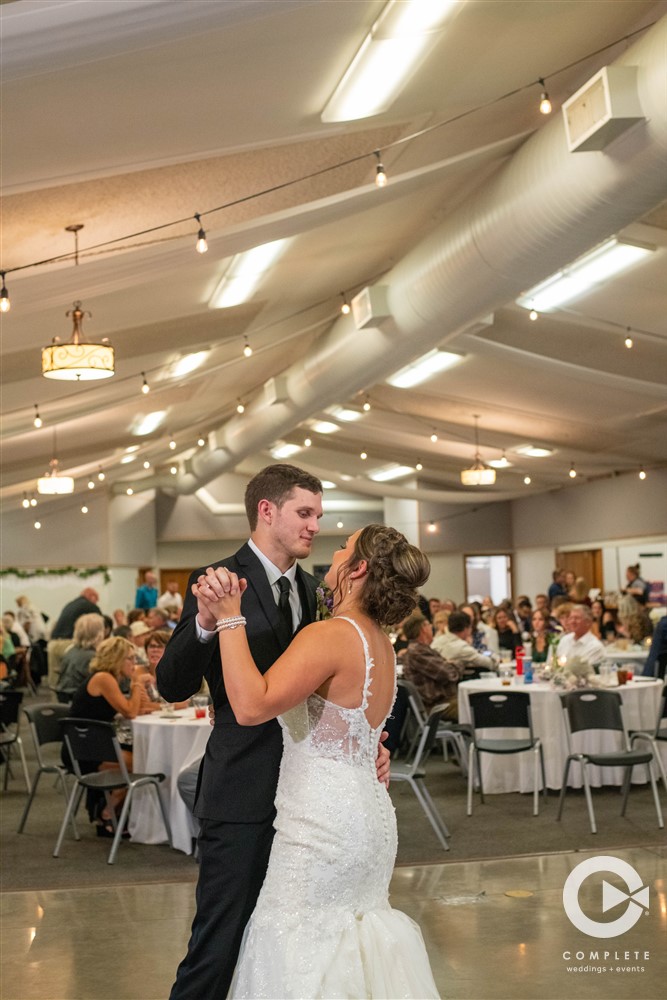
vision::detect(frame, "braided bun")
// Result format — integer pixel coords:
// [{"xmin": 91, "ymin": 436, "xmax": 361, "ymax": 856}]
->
[{"xmin": 350, "ymin": 524, "xmax": 430, "ymax": 627}]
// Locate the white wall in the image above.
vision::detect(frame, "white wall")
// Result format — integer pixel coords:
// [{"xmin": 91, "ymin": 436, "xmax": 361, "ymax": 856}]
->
[
  {"xmin": 0, "ymin": 566, "xmax": 138, "ymax": 624},
  {"xmin": 513, "ymin": 547, "xmax": 556, "ymax": 600}
]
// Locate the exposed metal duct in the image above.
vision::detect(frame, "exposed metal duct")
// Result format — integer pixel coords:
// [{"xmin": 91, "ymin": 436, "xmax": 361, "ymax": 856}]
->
[{"xmin": 117, "ymin": 16, "xmax": 667, "ymax": 498}]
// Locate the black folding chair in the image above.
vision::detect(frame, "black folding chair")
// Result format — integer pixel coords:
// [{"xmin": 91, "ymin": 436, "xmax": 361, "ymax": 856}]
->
[
  {"xmin": 53, "ymin": 718, "xmax": 173, "ymax": 864},
  {"xmin": 629, "ymin": 681, "xmax": 667, "ymax": 794},
  {"xmin": 557, "ymin": 689, "xmax": 664, "ymax": 834},
  {"xmin": 467, "ymin": 690, "xmax": 546, "ymax": 817},
  {"xmin": 0, "ymin": 689, "xmax": 31, "ymax": 792},
  {"xmin": 18, "ymin": 703, "xmax": 76, "ymax": 834},
  {"xmin": 390, "ymin": 704, "xmax": 451, "ymax": 850}
]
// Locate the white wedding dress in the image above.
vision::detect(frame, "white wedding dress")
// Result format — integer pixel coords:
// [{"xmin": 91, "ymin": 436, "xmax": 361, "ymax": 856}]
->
[{"xmin": 229, "ymin": 617, "xmax": 440, "ymax": 999}]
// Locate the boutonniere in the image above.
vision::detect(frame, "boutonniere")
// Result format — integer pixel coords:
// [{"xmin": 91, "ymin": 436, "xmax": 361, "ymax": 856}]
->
[{"xmin": 316, "ymin": 584, "xmax": 334, "ymax": 621}]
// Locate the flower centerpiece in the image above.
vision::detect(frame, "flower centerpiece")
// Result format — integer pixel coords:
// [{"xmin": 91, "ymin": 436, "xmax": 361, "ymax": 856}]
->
[
  {"xmin": 316, "ymin": 584, "xmax": 334, "ymax": 621},
  {"xmin": 540, "ymin": 655, "xmax": 601, "ymax": 690}
]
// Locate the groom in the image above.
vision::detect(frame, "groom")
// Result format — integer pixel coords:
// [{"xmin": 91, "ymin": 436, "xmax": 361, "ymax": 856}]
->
[{"xmin": 158, "ymin": 464, "xmax": 325, "ymax": 998}]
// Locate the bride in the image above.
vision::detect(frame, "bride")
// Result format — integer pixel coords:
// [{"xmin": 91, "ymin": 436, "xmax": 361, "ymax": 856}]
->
[{"xmin": 194, "ymin": 523, "xmax": 440, "ymax": 1000}]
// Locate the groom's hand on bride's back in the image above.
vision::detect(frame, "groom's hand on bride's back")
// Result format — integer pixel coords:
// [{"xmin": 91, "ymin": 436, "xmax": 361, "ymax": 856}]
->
[{"xmin": 376, "ymin": 731, "xmax": 391, "ymax": 788}]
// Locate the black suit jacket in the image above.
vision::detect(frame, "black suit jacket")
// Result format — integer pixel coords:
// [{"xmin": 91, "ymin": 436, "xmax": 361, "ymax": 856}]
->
[{"xmin": 157, "ymin": 543, "xmax": 318, "ymax": 822}]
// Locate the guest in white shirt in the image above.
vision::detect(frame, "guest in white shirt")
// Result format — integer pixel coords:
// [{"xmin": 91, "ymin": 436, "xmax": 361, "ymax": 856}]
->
[
  {"xmin": 157, "ymin": 580, "xmax": 184, "ymax": 611},
  {"xmin": 432, "ymin": 611, "xmax": 499, "ymax": 674},
  {"xmin": 556, "ymin": 605, "xmax": 605, "ymax": 665}
]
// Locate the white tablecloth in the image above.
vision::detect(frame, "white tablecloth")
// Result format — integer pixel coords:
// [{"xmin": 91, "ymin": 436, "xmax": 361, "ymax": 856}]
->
[
  {"xmin": 600, "ymin": 646, "xmax": 648, "ymax": 668},
  {"xmin": 458, "ymin": 677, "xmax": 663, "ymax": 793},
  {"xmin": 128, "ymin": 709, "xmax": 211, "ymax": 853}
]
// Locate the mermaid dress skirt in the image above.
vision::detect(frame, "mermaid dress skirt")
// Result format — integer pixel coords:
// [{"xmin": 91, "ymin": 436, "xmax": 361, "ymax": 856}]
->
[{"xmin": 229, "ymin": 618, "xmax": 440, "ymax": 999}]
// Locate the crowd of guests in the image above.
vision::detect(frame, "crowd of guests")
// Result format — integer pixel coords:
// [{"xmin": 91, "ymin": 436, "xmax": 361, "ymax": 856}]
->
[
  {"xmin": 1, "ymin": 571, "xmax": 190, "ymax": 837},
  {"xmin": 392, "ymin": 563, "xmax": 661, "ymax": 726}
]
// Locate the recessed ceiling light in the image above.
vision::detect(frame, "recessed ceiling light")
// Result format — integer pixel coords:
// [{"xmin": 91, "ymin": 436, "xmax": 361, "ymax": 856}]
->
[
  {"xmin": 515, "ymin": 445, "xmax": 554, "ymax": 458},
  {"xmin": 321, "ymin": 481, "xmax": 337, "ymax": 489},
  {"xmin": 311, "ymin": 421, "xmax": 339, "ymax": 434},
  {"xmin": 516, "ymin": 237, "xmax": 655, "ymax": 312},
  {"xmin": 386, "ymin": 349, "xmax": 463, "ymax": 389},
  {"xmin": 326, "ymin": 407, "xmax": 363, "ymax": 422},
  {"xmin": 369, "ymin": 465, "xmax": 414, "ymax": 482},
  {"xmin": 270, "ymin": 442, "xmax": 302, "ymax": 459},
  {"xmin": 131, "ymin": 411, "xmax": 167, "ymax": 436},
  {"xmin": 208, "ymin": 239, "xmax": 289, "ymax": 308},
  {"xmin": 170, "ymin": 351, "xmax": 210, "ymax": 378},
  {"xmin": 488, "ymin": 455, "xmax": 513, "ymax": 469}
]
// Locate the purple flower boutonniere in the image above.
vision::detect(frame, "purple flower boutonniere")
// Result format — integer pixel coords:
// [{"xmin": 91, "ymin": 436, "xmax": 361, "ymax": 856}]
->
[{"xmin": 316, "ymin": 585, "xmax": 334, "ymax": 621}]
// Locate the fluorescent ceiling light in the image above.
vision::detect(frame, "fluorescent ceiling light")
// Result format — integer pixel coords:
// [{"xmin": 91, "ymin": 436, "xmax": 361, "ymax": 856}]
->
[
  {"xmin": 170, "ymin": 351, "xmax": 210, "ymax": 378},
  {"xmin": 516, "ymin": 445, "xmax": 554, "ymax": 458},
  {"xmin": 311, "ymin": 420, "xmax": 340, "ymax": 434},
  {"xmin": 120, "ymin": 454, "xmax": 136, "ymax": 464},
  {"xmin": 132, "ymin": 411, "xmax": 167, "ymax": 436},
  {"xmin": 270, "ymin": 442, "xmax": 302, "ymax": 459},
  {"xmin": 124, "ymin": 445, "xmax": 140, "ymax": 453},
  {"xmin": 321, "ymin": 0, "xmax": 461, "ymax": 122},
  {"xmin": 208, "ymin": 239, "xmax": 289, "ymax": 308},
  {"xmin": 369, "ymin": 465, "xmax": 414, "ymax": 482},
  {"xmin": 386, "ymin": 349, "xmax": 463, "ymax": 388},
  {"xmin": 516, "ymin": 237, "xmax": 655, "ymax": 312},
  {"xmin": 326, "ymin": 406, "xmax": 363, "ymax": 422},
  {"xmin": 321, "ymin": 481, "xmax": 337, "ymax": 489}
]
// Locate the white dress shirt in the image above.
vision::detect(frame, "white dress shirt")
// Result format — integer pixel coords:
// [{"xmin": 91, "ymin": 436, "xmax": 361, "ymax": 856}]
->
[{"xmin": 556, "ymin": 629, "xmax": 605, "ymax": 665}]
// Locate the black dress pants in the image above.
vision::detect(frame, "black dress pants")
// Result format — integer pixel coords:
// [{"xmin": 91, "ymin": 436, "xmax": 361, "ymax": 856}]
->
[{"xmin": 169, "ymin": 816, "xmax": 275, "ymax": 1000}]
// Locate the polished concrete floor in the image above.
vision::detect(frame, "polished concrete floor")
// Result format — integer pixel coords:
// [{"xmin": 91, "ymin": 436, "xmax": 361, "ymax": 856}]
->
[{"xmin": 2, "ymin": 845, "xmax": 665, "ymax": 1000}]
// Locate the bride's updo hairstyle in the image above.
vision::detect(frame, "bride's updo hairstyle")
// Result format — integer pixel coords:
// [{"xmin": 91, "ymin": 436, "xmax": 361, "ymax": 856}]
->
[{"xmin": 344, "ymin": 524, "xmax": 430, "ymax": 627}]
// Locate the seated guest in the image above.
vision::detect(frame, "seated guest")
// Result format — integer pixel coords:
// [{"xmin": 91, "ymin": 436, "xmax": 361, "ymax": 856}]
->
[
  {"xmin": 433, "ymin": 610, "xmax": 499, "ymax": 675},
  {"xmin": 571, "ymin": 577, "xmax": 591, "ymax": 606},
  {"xmin": 112, "ymin": 609, "xmax": 127, "ymax": 628},
  {"xmin": 127, "ymin": 608, "xmax": 146, "ymax": 626},
  {"xmin": 642, "ymin": 615, "xmax": 667, "ymax": 677},
  {"xmin": 618, "ymin": 609, "xmax": 653, "ymax": 645},
  {"xmin": 564, "ymin": 571, "xmax": 577, "ymax": 600},
  {"xmin": 62, "ymin": 636, "xmax": 154, "ymax": 833},
  {"xmin": 146, "ymin": 606, "xmax": 170, "ymax": 631},
  {"xmin": 530, "ymin": 609, "xmax": 551, "ymax": 663},
  {"xmin": 552, "ymin": 600, "xmax": 573, "ymax": 633},
  {"xmin": 431, "ymin": 610, "xmax": 449, "ymax": 636},
  {"xmin": 492, "ymin": 607, "xmax": 521, "ymax": 655},
  {"xmin": 515, "ymin": 597, "xmax": 533, "ymax": 634},
  {"xmin": 534, "ymin": 593, "xmax": 550, "ymax": 616},
  {"xmin": 480, "ymin": 596, "xmax": 495, "ymax": 624},
  {"xmin": 427, "ymin": 597, "xmax": 442, "ymax": 621},
  {"xmin": 400, "ymin": 612, "xmax": 465, "ymax": 720},
  {"xmin": 556, "ymin": 605, "xmax": 605, "ymax": 666},
  {"xmin": 55, "ymin": 613, "xmax": 105, "ymax": 703},
  {"xmin": 157, "ymin": 579, "xmax": 183, "ymax": 612},
  {"xmin": 460, "ymin": 603, "xmax": 498, "ymax": 655},
  {"xmin": 590, "ymin": 598, "xmax": 618, "ymax": 642},
  {"xmin": 548, "ymin": 569, "xmax": 567, "ymax": 603},
  {"xmin": 135, "ymin": 630, "xmax": 189, "ymax": 709},
  {"xmin": 129, "ymin": 620, "xmax": 150, "ymax": 665}
]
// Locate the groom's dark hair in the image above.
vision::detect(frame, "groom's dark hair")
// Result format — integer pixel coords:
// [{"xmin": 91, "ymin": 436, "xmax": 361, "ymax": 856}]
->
[{"xmin": 245, "ymin": 464, "xmax": 323, "ymax": 530}]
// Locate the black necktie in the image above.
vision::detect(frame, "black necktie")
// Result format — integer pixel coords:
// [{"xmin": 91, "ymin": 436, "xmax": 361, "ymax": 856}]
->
[{"xmin": 277, "ymin": 576, "xmax": 293, "ymax": 633}]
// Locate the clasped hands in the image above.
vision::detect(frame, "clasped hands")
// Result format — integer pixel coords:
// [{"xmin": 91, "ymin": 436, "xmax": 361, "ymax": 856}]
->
[{"xmin": 193, "ymin": 566, "xmax": 247, "ymax": 625}]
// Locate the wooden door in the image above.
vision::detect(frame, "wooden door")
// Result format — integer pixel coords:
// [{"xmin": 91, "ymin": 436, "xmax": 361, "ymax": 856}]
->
[{"xmin": 558, "ymin": 550, "xmax": 603, "ymax": 591}]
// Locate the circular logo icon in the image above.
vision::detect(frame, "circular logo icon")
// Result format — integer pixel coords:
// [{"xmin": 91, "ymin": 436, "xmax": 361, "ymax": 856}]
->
[{"xmin": 563, "ymin": 856, "xmax": 649, "ymax": 938}]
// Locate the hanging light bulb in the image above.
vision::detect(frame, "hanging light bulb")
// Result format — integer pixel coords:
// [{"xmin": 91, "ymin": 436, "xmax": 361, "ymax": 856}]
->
[
  {"xmin": 170, "ymin": 465, "xmax": 178, "ymax": 475},
  {"xmin": 523, "ymin": 475, "xmax": 532, "ymax": 485},
  {"xmin": 362, "ymin": 396, "xmax": 371, "ymax": 412},
  {"xmin": 304, "ymin": 437, "xmax": 312, "ymax": 447},
  {"xmin": 143, "ymin": 460, "xmax": 151, "ymax": 470},
  {"xmin": 194, "ymin": 213, "xmax": 208, "ymax": 254},
  {"xmin": 430, "ymin": 431, "xmax": 438, "ymax": 443},
  {"xmin": 374, "ymin": 151, "xmax": 387, "ymax": 188},
  {"xmin": 243, "ymin": 336, "xmax": 253, "ymax": 358},
  {"xmin": 34, "ymin": 521, "xmax": 41, "ymax": 530},
  {"xmin": 0, "ymin": 272, "xmax": 10, "ymax": 312},
  {"xmin": 340, "ymin": 293, "xmax": 351, "ymax": 315},
  {"xmin": 624, "ymin": 330, "xmax": 634, "ymax": 349},
  {"xmin": 141, "ymin": 372, "xmax": 150, "ymax": 394},
  {"xmin": 360, "ymin": 451, "xmax": 367, "ymax": 460},
  {"xmin": 22, "ymin": 493, "xmax": 30, "ymax": 509},
  {"xmin": 639, "ymin": 467, "xmax": 647, "ymax": 480},
  {"xmin": 88, "ymin": 479, "xmax": 95, "ymax": 490},
  {"xmin": 415, "ymin": 461, "xmax": 423, "ymax": 471},
  {"xmin": 538, "ymin": 78, "xmax": 552, "ymax": 114},
  {"xmin": 197, "ymin": 437, "xmax": 206, "ymax": 447},
  {"xmin": 427, "ymin": 521, "xmax": 437, "ymax": 534},
  {"xmin": 529, "ymin": 308, "xmax": 538, "ymax": 322},
  {"xmin": 33, "ymin": 404, "xmax": 43, "ymax": 428},
  {"xmin": 336, "ymin": 520, "xmax": 344, "ymax": 529},
  {"xmin": 126, "ymin": 488, "xmax": 134, "ymax": 496},
  {"xmin": 30, "ymin": 495, "xmax": 38, "ymax": 507},
  {"xmin": 97, "ymin": 467, "xmax": 105, "ymax": 482},
  {"xmin": 169, "ymin": 437, "xmax": 177, "ymax": 450},
  {"xmin": 236, "ymin": 399, "xmax": 245, "ymax": 414},
  {"xmin": 81, "ymin": 505, "xmax": 89, "ymax": 514},
  {"xmin": 569, "ymin": 463, "xmax": 577, "ymax": 478}
]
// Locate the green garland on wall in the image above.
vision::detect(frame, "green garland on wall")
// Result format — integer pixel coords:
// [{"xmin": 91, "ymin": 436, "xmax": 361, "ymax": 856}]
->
[{"xmin": 0, "ymin": 565, "xmax": 111, "ymax": 585}]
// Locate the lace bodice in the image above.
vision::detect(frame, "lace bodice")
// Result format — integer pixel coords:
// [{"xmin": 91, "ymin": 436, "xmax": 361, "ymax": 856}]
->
[{"xmin": 277, "ymin": 616, "xmax": 395, "ymax": 767}]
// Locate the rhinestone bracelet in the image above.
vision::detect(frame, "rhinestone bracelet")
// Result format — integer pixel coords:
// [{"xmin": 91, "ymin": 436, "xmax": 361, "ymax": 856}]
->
[{"xmin": 215, "ymin": 616, "xmax": 247, "ymax": 632}]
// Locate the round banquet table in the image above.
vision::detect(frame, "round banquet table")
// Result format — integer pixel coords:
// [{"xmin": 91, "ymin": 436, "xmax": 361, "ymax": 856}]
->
[
  {"xmin": 128, "ymin": 708, "xmax": 211, "ymax": 853},
  {"xmin": 458, "ymin": 677, "xmax": 664, "ymax": 793},
  {"xmin": 599, "ymin": 645, "xmax": 648, "ymax": 668}
]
